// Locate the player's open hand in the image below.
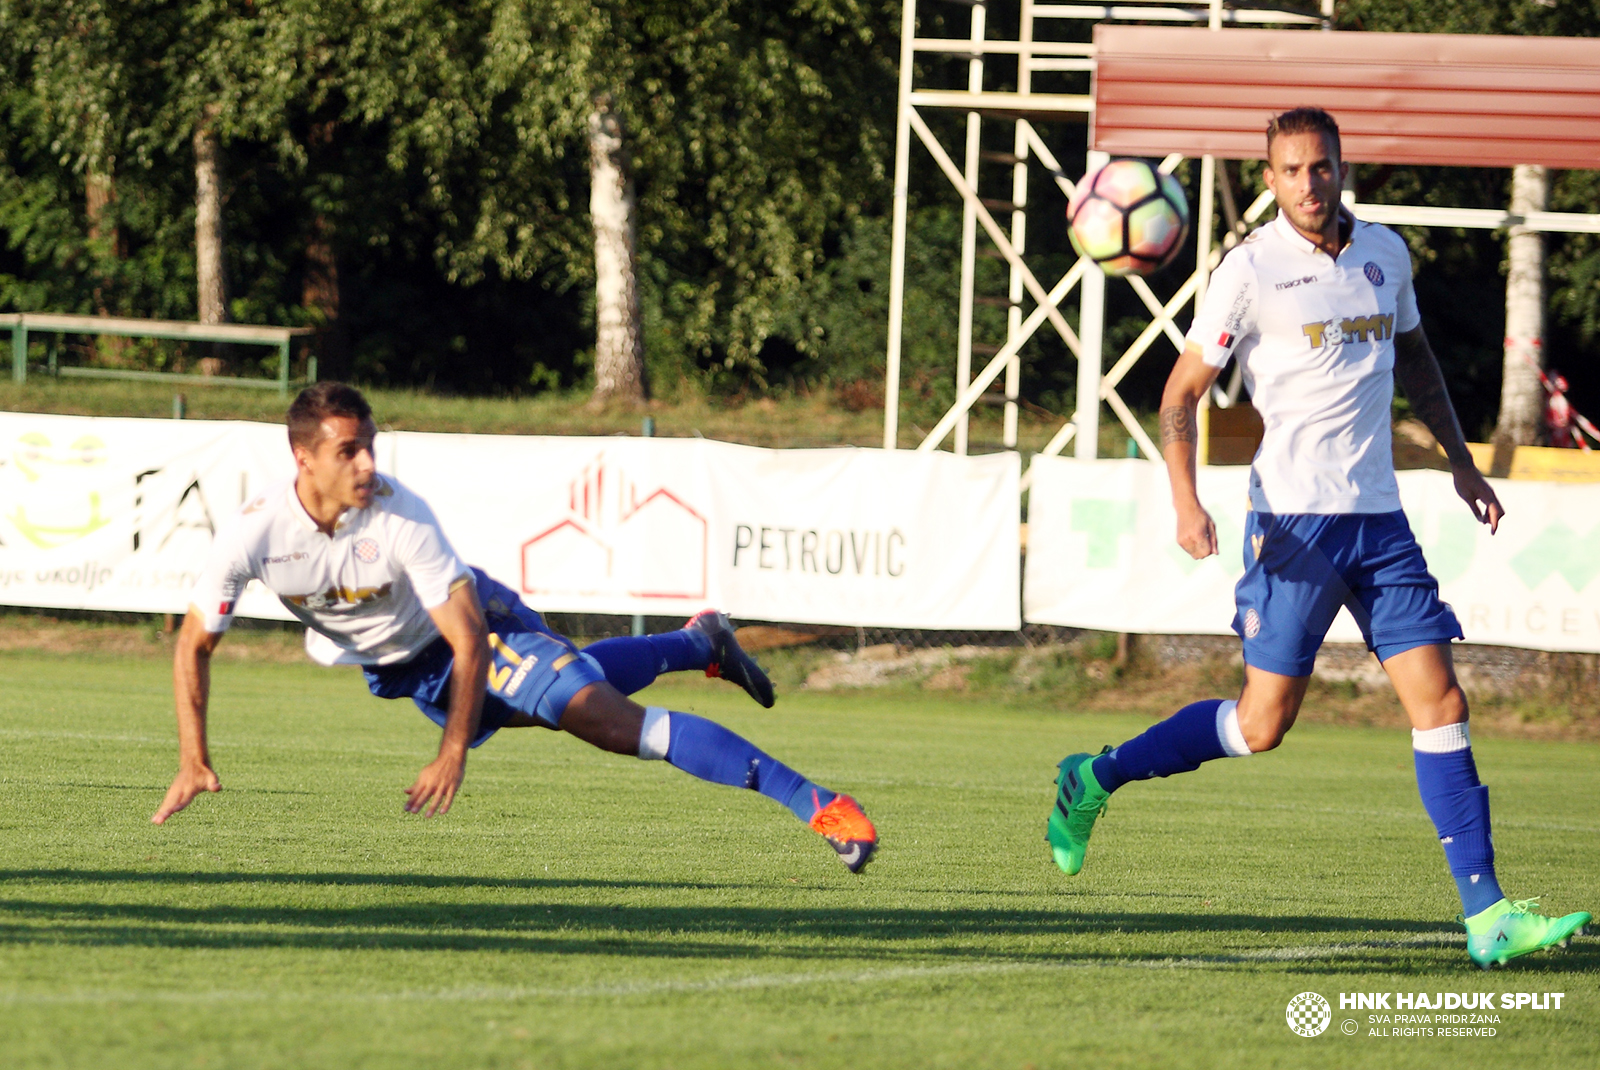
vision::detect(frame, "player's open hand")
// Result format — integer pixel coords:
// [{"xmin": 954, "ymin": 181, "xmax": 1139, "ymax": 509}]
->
[
  {"xmin": 1175, "ymin": 500, "xmax": 1218, "ymax": 559},
  {"xmin": 405, "ymin": 754, "xmax": 466, "ymax": 817},
  {"xmin": 1452, "ymin": 463, "xmax": 1504, "ymax": 535},
  {"xmin": 151, "ymin": 763, "xmax": 221, "ymax": 824}
]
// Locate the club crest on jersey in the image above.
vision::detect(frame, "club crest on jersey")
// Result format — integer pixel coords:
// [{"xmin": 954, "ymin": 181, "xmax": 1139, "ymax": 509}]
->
[
  {"xmin": 354, "ymin": 538, "xmax": 380, "ymax": 563},
  {"xmin": 1301, "ymin": 313, "xmax": 1394, "ymax": 349},
  {"xmin": 1243, "ymin": 608, "xmax": 1262, "ymax": 639},
  {"xmin": 1363, "ymin": 261, "xmax": 1385, "ymax": 286}
]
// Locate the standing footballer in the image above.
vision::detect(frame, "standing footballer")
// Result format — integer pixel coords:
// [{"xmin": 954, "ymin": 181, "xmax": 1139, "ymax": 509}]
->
[
  {"xmin": 1045, "ymin": 108, "xmax": 1589, "ymax": 968},
  {"xmin": 153, "ymin": 383, "xmax": 877, "ymax": 873}
]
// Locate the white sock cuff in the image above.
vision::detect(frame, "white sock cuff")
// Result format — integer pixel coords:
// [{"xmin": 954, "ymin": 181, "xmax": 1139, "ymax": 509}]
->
[
  {"xmin": 1413, "ymin": 722, "xmax": 1471, "ymax": 754},
  {"xmin": 638, "ymin": 706, "xmax": 671, "ymax": 761},
  {"xmin": 1217, "ymin": 700, "xmax": 1252, "ymax": 757}
]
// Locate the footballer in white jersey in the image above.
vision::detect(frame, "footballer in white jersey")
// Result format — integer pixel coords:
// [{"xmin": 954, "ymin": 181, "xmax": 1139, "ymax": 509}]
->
[
  {"xmin": 1043, "ymin": 108, "xmax": 1589, "ymax": 966},
  {"xmin": 154, "ymin": 383, "xmax": 879, "ymax": 874}
]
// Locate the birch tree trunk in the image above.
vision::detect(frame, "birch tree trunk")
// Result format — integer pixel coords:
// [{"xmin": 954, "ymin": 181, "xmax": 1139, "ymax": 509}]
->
[
  {"xmin": 1495, "ymin": 164, "xmax": 1547, "ymax": 447},
  {"xmin": 588, "ymin": 93, "xmax": 644, "ymax": 407},
  {"xmin": 193, "ymin": 105, "xmax": 229, "ymax": 338}
]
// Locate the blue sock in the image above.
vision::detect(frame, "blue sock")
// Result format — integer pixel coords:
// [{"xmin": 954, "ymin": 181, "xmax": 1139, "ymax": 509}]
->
[
  {"xmin": 584, "ymin": 630, "xmax": 713, "ymax": 696},
  {"xmin": 1092, "ymin": 699, "xmax": 1228, "ymax": 793},
  {"xmin": 665, "ymin": 712, "xmax": 834, "ymax": 823},
  {"xmin": 1414, "ymin": 739, "xmax": 1504, "ymax": 916}
]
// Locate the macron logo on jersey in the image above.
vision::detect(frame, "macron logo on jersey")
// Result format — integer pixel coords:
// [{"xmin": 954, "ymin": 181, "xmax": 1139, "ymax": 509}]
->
[{"xmin": 1301, "ymin": 313, "xmax": 1394, "ymax": 348}]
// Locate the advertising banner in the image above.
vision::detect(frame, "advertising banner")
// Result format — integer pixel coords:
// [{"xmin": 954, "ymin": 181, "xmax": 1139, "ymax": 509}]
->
[
  {"xmin": 0, "ymin": 413, "xmax": 293, "ymax": 620},
  {"xmin": 390, "ymin": 433, "xmax": 1020, "ymax": 630},
  {"xmin": 1022, "ymin": 456, "xmax": 1600, "ymax": 654},
  {"xmin": 0, "ymin": 413, "xmax": 1020, "ymax": 630}
]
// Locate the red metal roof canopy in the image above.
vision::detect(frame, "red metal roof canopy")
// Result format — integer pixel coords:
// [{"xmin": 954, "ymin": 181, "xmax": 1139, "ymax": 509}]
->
[{"xmin": 1092, "ymin": 26, "xmax": 1600, "ymax": 169}]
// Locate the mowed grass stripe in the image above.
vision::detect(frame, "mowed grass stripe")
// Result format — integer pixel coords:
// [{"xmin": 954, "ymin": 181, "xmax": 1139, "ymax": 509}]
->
[{"xmin": 0, "ymin": 654, "xmax": 1595, "ymax": 1070}]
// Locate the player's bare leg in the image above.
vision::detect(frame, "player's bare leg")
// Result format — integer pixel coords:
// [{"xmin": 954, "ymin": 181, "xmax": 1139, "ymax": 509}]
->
[
  {"xmin": 1047, "ymin": 671, "xmax": 1294, "ymax": 876},
  {"xmin": 510, "ymin": 682, "xmax": 876, "ymax": 872},
  {"xmin": 1382, "ymin": 642, "xmax": 1589, "ymax": 967},
  {"xmin": 1233, "ymin": 667, "xmax": 1311, "ymax": 753}
]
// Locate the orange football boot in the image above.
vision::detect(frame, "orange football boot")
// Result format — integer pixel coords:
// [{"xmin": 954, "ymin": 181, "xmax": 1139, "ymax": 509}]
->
[{"xmin": 809, "ymin": 794, "xmax": 877, "ymax": 873}]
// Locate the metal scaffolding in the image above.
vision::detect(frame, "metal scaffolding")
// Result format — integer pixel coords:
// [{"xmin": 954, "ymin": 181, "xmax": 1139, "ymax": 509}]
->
[
  {"xmin": 882, "ymin": 0, "xmax": 1327, "ymax": 461},
  {"xmin": 883, "ymin": 2, "xmax": 1600, "ymax": 470}
]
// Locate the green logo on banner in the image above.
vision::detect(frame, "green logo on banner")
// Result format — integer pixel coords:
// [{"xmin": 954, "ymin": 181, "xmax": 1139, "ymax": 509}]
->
[
  {"xmin": 1071, "ymin": 499, "xmax": 1136, "ymax": 568},
  {"xmin": 1509, "ymin": 523, "xmax": 1600, "ymax": 591},
  {"xmin": 1417, "ymin": 514, "xmax": 1478, "ymax": 585}
]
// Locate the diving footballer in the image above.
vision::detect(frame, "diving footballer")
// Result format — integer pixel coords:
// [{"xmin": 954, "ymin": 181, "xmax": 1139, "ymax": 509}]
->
[
  {"xmin": 153, "ymin": 383, "xmax": 877, "ymax": 873},
  {"xmin": 1046, "ymin": 108, "xmax": 1589, "ymax": 968}
]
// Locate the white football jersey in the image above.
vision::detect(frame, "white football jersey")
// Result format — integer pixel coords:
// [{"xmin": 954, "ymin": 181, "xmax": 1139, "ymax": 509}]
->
[
  {"xmin": 190, "ymin": 474, "xmax": 469, "ymax": 666},
  {"xmin": 1186, "ymin": 209, "xmax": 1421, "ymax": 514}
]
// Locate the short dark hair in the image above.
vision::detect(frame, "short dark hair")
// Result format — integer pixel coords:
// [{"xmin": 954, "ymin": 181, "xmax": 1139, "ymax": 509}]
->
[
  {"xmin": 1266, "ymin": 107, "xmax": 1341, "ymax": 163},
  {"xmin": 287, "ymin": 382, "xmax": 372, "ymax": 450}
]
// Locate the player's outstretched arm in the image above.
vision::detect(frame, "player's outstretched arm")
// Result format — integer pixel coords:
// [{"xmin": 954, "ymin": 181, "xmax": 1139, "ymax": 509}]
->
[
  {"xmin": 152, "ymin": 608, "xmax": 224, "ymax": 824},
  {"xmin": 408, "ymin": 580, "xmax": 490, "ymax": 817},
  {"xmin": 1161, "ymin": 342, "xmax": 1224, "ymax": 559},
  {"xmin": 1394, "ymin": 326, "xmax": 1504, "ymax": 534}
]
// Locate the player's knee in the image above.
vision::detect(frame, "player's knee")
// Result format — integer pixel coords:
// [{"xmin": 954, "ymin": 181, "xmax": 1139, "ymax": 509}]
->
[
  {"xmin": 1240, "ymin": 720, "xmax": 1287, "ymax": 753},
  {"xmin": 1422, "ymin": 685, "xmax": 1469, "ymax": 729},
  {"xmin": 1236, "ymin": 698, "xmax": 1299, "ymax": 753}
]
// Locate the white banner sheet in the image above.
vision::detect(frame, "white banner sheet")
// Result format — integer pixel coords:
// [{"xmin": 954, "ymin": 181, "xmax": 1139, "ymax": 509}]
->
[
  {"xmin": 0, "ymin": 413, "xmax": 1020, "ymax": 630},
  {"xmin": 390, "ymin": 433, "xmax": 1019, "ymax": 629},
  {"xmin": 1023, "ymin": 456, "xmax": 1600, "ymax": 654}
]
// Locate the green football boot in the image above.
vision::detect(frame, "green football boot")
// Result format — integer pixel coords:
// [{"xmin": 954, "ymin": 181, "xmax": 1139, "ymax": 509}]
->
[
  {"xmin": 1046, "ymin": 748, "xmax": 1111, "ymax": 876},
  {"xmin": 1463, "ymin": 897, "xmax": 1591, "ymax": 969}
]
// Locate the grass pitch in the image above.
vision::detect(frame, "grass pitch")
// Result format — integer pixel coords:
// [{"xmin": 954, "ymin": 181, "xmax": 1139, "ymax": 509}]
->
[{"xmin": 0, "ymin": 651, "xmax": 1596, "ymax": 1069}]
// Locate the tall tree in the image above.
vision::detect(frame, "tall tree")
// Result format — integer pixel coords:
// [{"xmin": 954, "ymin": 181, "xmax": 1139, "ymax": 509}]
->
[
  {"xmin": 1498, "ymin": 164, "xmax": 1547, "ymax": 445},
  {"xmin": 588, "ymin": 92, "xmax": 644, "ymax": 405},
  {"xmin": 193, "ymin": 102, "xmax": 229, "ymax": 329}
]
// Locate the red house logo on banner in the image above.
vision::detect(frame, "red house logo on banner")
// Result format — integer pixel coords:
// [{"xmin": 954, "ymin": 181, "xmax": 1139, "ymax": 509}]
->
[{"xmin": 519, "ymin": 453, "xmax": 707, "ymax": 600}]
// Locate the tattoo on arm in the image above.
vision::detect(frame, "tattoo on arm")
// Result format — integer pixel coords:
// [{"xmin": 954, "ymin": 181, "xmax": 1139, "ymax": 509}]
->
[
  {"xmin": 1160, "ymin": 405, "xmax": 1197, "ymax": 448},
  {"xmin": 1393, "ymin": 329, "xmax": 1470, "ymax": 463}
]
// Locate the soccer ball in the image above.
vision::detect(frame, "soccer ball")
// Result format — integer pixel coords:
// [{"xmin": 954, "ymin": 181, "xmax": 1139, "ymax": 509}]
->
[{"xmin": 1067, "ymin": 159, "xmax": 1190, "ymax": 276}]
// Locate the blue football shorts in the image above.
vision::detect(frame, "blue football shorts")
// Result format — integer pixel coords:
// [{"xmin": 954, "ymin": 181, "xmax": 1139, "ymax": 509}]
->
[
  {"xmin": 1231, "ymin": 510, "xmax": 1463, "ymax": 678},
  {"xmin": 363, "ymin": 568, "xmax": 607, "ymax": 746}
]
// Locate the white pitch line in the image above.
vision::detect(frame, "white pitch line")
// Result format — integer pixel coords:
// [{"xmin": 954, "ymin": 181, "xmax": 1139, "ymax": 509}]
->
[{"xmin": 0, "ymin": 936, "xmax": 1465, "ymax": 1005}]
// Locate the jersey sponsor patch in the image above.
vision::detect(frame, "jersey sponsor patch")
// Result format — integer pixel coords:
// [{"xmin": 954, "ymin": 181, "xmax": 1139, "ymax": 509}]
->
[
  {"xmin": 1363, "ymin": 261, "xmax": 1385, "ymax": 286},
  {"xmin": 1217, "ymin": 331, "xmax": 1234, "ymax": 349},
  {"xmin": 1301, "ymin": 313, "xmax": 1394, "ymax": 348},
  {"xmin": 354, "ymin": 537, "xmax": 380, "ymax": 563},
  {"xmin": 219, "ymin": 600, "xmax": 235, "ymax": 615}
]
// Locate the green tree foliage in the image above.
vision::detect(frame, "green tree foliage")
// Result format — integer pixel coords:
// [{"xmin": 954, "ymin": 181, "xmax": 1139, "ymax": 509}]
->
[
  {"xmin": 0, "ymin": 0, "xmax": 898, "ymax": 395},
  {"xmin": 1, "ymin": 0, "xmax": 1598, "ymax": 423}
]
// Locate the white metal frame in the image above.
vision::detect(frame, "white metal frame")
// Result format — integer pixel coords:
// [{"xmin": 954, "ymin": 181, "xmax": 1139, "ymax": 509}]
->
[
  {"xmin": 882, "ymin": 0, "xmax": 1323, "ymax": 461},
  {"xmin": 882, "ymin": 0, "xmax": 1600, "ymax": 466}
]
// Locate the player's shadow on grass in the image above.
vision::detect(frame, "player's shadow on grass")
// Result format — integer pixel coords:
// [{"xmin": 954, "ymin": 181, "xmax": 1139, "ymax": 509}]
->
[{"xmin": 2, "ymin": 868, "xmax": 1583, "ymax": 974}]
